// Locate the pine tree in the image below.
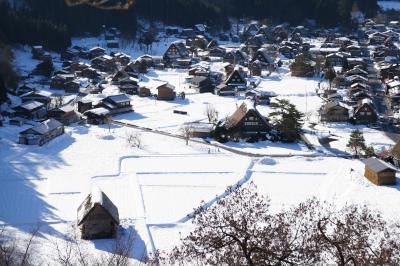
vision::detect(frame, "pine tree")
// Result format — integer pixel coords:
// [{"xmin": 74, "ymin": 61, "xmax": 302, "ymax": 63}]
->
[
  {"xmin": 325, "ymin": 67, "xmax": 336, "ymax": 90},
  {"xmin": 347, "ymin": 129, "xmax": 366, "ymax": 158},
  {"xmin": 0, "ymin": 75, "xmax": 7, "ymax": 104},
  {"xmin": 270, "ymin": 99, "xmax": 304, "ymax": 142}
]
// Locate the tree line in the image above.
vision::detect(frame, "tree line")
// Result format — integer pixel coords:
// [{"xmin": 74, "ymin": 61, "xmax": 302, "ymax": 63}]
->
[{"xmin": 134, "ymin": 0, "xmax": 379, "ymax": 28}]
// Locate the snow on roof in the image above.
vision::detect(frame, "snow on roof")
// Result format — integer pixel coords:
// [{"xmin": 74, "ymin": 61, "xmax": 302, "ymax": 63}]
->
[
  {"xmin": 106, "ymin": 94, "xmax": 131, "ymax": 103},
  {"xmin": 77, "ymin": 186, "xmax": 119, "ymax": 225},
  {"xmin": 21, "ymin": 119, "xmax": 63, "ymax": 135},
  {"xmin": 85, "ymin": 107, "xmax": 110, "ymax": 116},
  {"xmin": 20, "ymin": 90, "xmax": 52, "ymax": 98},
  {"xmin": 18, "ymin": 100, "xmax": 44, "ymax": 111},
  {"xmin": 364, "ymin": 157, "xmax": 396, "ymax": 172}
]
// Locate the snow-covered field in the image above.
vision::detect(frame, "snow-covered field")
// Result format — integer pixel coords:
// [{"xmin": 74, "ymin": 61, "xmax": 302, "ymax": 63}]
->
[{"xmin": 2, "ymin": 36, "xmax": 400, "ymax": 264}]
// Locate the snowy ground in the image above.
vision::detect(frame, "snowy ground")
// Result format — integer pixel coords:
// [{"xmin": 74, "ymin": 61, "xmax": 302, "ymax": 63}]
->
[{"xmin": 2, "ymin": 36, "xmax": 400, "ymax": 264}]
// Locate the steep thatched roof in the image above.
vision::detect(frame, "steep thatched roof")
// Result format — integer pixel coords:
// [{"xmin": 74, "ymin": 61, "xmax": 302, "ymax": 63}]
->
[{"xmin": 77, "ymin": 187, "xmax": 119, "ymax": 225}]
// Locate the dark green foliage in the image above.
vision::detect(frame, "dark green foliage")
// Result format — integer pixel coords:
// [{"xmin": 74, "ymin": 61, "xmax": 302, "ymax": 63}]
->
[
  {"xmin": 270, "ymin": 99, "xmax": 304, "ymax": 142},
  {"xmin": 25, "ymin": 0, "xmax": 138, "ymax": 36},
  {"xmin": 0, "ymin": 2, "xmax": 71, "ymax": 51},
  {"xmin": 0, "ymin": 43, "xmax": 18, "ymax": 101},
  {"xmin": 133, "ymin": 0, "xmax": 377, "ymax": 28},
  {"xmin": 0, "ymin": 75, "xmax": 7, "ymax": 104},
  {"xmin": 325, "ymin": 67, "xmax": 337, "ymax": 89},
  {"xmin": 347, "ymin": 129, "xmax": 366, "ymax": 157},
  {"xmin": 290, "ymin": 53, "xmax": 315, "ymax": 77}
]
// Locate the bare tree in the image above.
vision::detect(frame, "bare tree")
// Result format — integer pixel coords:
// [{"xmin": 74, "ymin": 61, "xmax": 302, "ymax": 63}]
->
[
  {"xmin": 204, "ymin": 104, "xmax": 219, "ymax": 124},
  {"xmin": 105, "ymin": 115, "xmax": 112, "ymax": 133},
  {"xmin": 126, "ymin": 131, "xmax": 142, "ymax": 149},
  {"xmin": 165, "ymin": 183, "xmax": 400, "ymax": 265},
  {"xmin": 180, "ymin": 124, "xmax": 193, "ymax": 146},
  {"xmin": 53, "ymin": 225, "xmax": 135, "ymax": 266},
  {"xmin": 0, "ymin": 225, "xmax": 40, "ymax": 266}
]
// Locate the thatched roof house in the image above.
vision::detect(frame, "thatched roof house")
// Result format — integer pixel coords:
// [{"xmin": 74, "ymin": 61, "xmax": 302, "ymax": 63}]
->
[{"xmin": 77, "ymin": 187, "xmax": 119, "ymax": 239}]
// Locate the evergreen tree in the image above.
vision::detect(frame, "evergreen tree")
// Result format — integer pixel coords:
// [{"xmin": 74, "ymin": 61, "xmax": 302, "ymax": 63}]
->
[
  {"xmin": 347, "ymin": 129, "xmax": 366, "ymax": 158},
  {"xmin": 325, "ymin": 67, "xmax": 336, "ymax": 90},
  {"xmin": 290, "ymin": 53, "xmax": 315, "ymax": 77},
  {"xmin": 270, "ymin": 99, "xmax": 304, "ymax": 143},
  {"xmin": 0, "ymin": 75, "xmax": 7, "ymax": 104}
]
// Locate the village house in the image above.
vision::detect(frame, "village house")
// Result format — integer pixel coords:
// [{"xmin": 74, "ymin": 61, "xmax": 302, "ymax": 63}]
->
[
  {"xmin": 156, "ymin": 83, "xmax": 176, "ymax": 101},
  {"xmin": 368, "ymin": 32, "xmax": 389, "ymax": 45},
  {"xmin": 241, "ymin": 21, "xmax": 260, "ymax": 40},
  {"xmin": 13, "ymin": 100, "xmax": 47, "ymax": 120},
  {"xmin": 225, "ymin": 69, "xmax": 247, "ymax": 91},
  {"xmin": 88, "ymin": 46, "xmax": 106, "ymax": 59},
  {"xmin": 220, "ymin": 101, "xmax": 270, "ymax": 141},
  {"xmin": 77, "ymin": 99, "xmax": 93, "ymax": 114},
  {"xmin": 186, "ymin": 35, "xmax": 208, "ymax": 50},
  {"xmin": 113, "ymin": 52, "xmax": 131, "ymax": 66},
  {"xmin": 84, "ymin": 108, "xmax": 110, "ymax": 125},
  {"xmin": 223, "ymin": 50, "xmax": 247, "ymax": 65},
  {"xmin": 189, "ymin": 122, "xmax": 215, "ymax": 138},
  {"xmin": 163, "ymin": 41, "xmax": 190, "ymax": 64},
  {"xmin": 123, "ymin": 62, "xmax": 140, "ymax": 78},
  {"xmin": 48, "ymin": 105, "xmax": 78, "ymax": 125},
  {"xmin": 352, "ymin": 99, "xmax": 377, "ymax": 124},
  {"xmin": 251, "ymin": 48, "xmax": 276, "ymax": 71},
  {"xmin": 249, "ymin": 60, "xmax": 262, "ymax": 76},
  {"xmin": 279, "ymin": 45, "xmax": 296, "ymax": 59},
  {"xmin": 100, "ymin": 94, "xmax": 133, "ymax": 115},
  {"xmin": 364, "ymin": 157, "xmax": 397, "ymax": 186},
  {"xmin": 18, "ymin": 118, "xmax": 64, "ymax": 146},
  {"xmin": 208, "ymin": 46, "xmax": 226, "ymax": 57},
  {"xmin": 65, "ymin": 80, "xmax": 80, "ymax": 93},
  {"xmin": 325, "ymin": 53, "xmax": 347, "ymax": 67},
  {"xmin": 189, "ymin": 76, "xmax": 214, "ymax": 94},
  {"xmin": 139, "ymin": 86, "xmax": 151, "ymax": 97},
  {"xmin": 16, "ymin": 84, "xmax": 35, "ymax": 96},
  {"xmin": 91, "ymin": 55, "xmax": 116, "ymax": 73},
  {"xmin": 215, "ymin": 83, "xmax": 235, "ymax": 96},
  {"xmin": 81, "ymin": 67, "xmax": 100, "ymax": 80},
  {"xmin": 320, "ymin": 101, "xmax": 351, "ymax": 122},
  {"xmin": 51, "ymin": 74, "xmax": 75, "ymax": 90},
  {"xmin": 61, "ymin": 48, "xmax": 80, "ymax": 61},
  {"xmin": 20, "ymin": 90, "xmax": 52, "ymax": 106},
  {"xmin": 77, "ymin": 187, "xmax": 119, "ymax": 240}
]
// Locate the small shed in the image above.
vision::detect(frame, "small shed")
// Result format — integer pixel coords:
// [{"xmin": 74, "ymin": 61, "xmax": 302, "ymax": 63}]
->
[
  {"xmin": 77, "ymin": 187, "xmax": 119, "ymax": 240},
  {"xmin": 364, "ymin": 157, "xmax": 397, "ymax": 186},
  {"xmin": 84, "ymin": 108, "xmax": 110, "ymax": 125},
  {"xmin": 156, "ymin": 83, "xmax": 176, "ymax": 101}
]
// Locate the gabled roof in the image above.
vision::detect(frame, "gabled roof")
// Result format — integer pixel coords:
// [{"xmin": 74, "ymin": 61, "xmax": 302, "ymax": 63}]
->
[
  {"xmin": 16, "ymin": 100, "xmax": 44, "ymax": 111},
  {"xmin": 226, "ymin": 69, "xmax": 246, "ymax": 85},
  {"xmin": 105, "ymin": 94, "xmax": 131, "ymax": 104},
  {"xmin": 20, "ymin": 119, "xmax": 63, "ymax": 135},
  {"xmin": 77, "ymin": 186, "xmax": 119, "ymax": 225},
  {"xmin": 20, "ymin": 90, "xmax": 52, "ymax": 99},
  {"xmin": 227, "ymin": 101, "xmax": 268, "ymax": 129},
  {"xmin": 364, "ymin": 157, "xmax": 396, "ymax": 173}
]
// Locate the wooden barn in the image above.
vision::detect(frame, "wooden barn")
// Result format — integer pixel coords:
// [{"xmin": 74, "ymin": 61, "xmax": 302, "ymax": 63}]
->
[
  {"xmin": 18, "ymin": 119, "xmax": 64, "ymax": 146},
  {"xmin": 77, "ymin": 187, "xmax": 119, "ymax": 240},
  {"xmin": 156, "ymin": 83, "xmax": 176, "ymax": 101},
  {"xmin": 364, "ymin": 157, "xmax": 397, "ymax": 186}
]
